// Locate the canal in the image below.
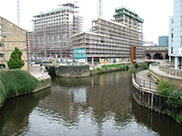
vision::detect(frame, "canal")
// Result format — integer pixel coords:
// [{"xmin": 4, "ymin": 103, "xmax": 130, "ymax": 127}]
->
[{"xmin": 0, "ymin": 71, "xmax": 181, "ymax": 136}]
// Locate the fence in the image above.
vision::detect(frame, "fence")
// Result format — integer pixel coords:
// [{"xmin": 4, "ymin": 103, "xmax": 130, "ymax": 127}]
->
[
  {"xmin": 159, "ymin": 65, "xmax": 182, "ymax": 78},
  {"xmin": 135, "ymin": 76, "xmax": 157, "ymax": 91}
]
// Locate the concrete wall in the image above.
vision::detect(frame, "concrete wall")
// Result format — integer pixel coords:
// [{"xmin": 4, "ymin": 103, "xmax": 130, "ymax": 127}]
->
[
  {"xmin": 55, "ymin": 65, "xmax": 90, "ymax": 78},
  {"xmin": 149, "ymin": 69, "xmax": 182, "ymax": 89}
]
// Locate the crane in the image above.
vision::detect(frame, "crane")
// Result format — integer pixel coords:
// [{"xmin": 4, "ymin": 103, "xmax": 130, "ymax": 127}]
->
[
  {"xmin": 17, "ymin": 0, "xmax": 20, "ymax": 26},
  {"xmin": 98, "ymin": 0, "xmax": 103, "ymax": 17}
]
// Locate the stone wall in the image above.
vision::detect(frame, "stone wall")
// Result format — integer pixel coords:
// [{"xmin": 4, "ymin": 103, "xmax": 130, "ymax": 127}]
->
[
  {"xmin": 32, "ymin": 75, "xmax": 51, "ymax": 93},
  {"xmin": 0, "ymin": 17, "xmax": 28, "ymax": 70},
  {"xmin": 55, "ymin": 65, "xmax": 90, "ymax": 78}
]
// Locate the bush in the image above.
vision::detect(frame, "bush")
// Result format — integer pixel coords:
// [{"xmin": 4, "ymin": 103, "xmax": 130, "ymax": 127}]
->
[
  {"xmin": 167, "ymin": 91, "xmax": 182, "ymax": 109},
  {"xmin": 157, "ymin": 80, "xmax": 174, "ymax": 97},
  {"xmin": 128, "ymin": 65, "xmax": 137, "ymax": 74},
  {"xmin": 8, "ymin": 47, "xmax": 24, "ymax": 69},
  {"xmin": 0, "ymin": 70, "xmax": 39, "ymax": 98},
  {"xmin": 0, "ymin": 80, "xmax": 6, "ymax": 108},
  {"xmin": 134, "ymin": 63, "xmax": 138, "ymax": 69},
  {"xmin": 96, "ymin": 67, "xmax": 103, "ymax": 72},
  {"xmin": 142, "ymin": 63, "xmax": 149, "ymax": 70}
]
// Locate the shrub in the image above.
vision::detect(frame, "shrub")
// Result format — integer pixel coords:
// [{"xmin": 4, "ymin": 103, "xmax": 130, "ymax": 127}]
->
[
  {"xmin": 97, "ymin": 67, "xmax": 103, "ymax": 72},
  {"xmin": 157, "ymin": 80, "xmax": 174, "ymax": 97},
  {"xmin": 167, "ymin": 90, "xmax": 182, "ymax": 109},
  {"xmin": 0, "ymin": 70, "xmax": 39, "ymax": 98},
  {"xmin": 8, "ymin": 47, "xmax": 24, "ymax": 69},
  {"xmin": 142, "ymin": 62, "xmax": 149, "ymax": 70},
  {"xmin": 128, "ymin": 65, "xmax": 137, "ymax": 74},
  {"xmin": 0, "ymin": 80, "xmax": 6, "ymax": 108},
  {"xmin": 134, "ymin": 63, "xmax": 138, "ymax": 69}
]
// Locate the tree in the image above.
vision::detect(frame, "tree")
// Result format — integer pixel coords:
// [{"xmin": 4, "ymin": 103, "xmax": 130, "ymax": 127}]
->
[{"xmin": 8, "ymin": 47, "xmax": 24, "ymax": 69}]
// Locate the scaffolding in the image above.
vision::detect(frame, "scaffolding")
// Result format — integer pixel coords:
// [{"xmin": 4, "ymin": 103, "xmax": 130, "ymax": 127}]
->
[
  {"xmin": 72, "ymin": 7, "xmax": 144, "ymax": 63},
  {"xmin": 31, "ymin": 2, "xmax": 82, "ymax": 58}
]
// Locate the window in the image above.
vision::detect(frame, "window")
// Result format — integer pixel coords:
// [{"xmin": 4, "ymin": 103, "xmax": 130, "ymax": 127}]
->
[
  {"xmin": 0, "ymin": 53, "xmax": 4, "ymax": 57},
  {"xmin": 0, "ymin": 43, "xmax": 4, "ymax": 47},
  {"xmin": 172, "ymin": 19, "xmax": 174, "ymax": 24},
  {"xmin": 171, "ymin": 47, "xmax": 173, "ymax": 54}
]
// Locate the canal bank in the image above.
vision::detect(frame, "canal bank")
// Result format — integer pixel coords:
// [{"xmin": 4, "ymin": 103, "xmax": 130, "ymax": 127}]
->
[
  {"xmin": 0, "ymin": 71, "xmax": 182, "ymax": 136},
  {"xmin": 46, "ymin": 63, "xmax": 130, "ymax": 78},
  {"xmin": 29, "ymin": 66, "xmax": 51, "ymax": 93},
  {"xmin": 132, "ymin": 69, "xmax": 182, "ymax": 123},
  {"xmin": 0, "ymin": 66, "xmax": 51, "ymax": 110}
]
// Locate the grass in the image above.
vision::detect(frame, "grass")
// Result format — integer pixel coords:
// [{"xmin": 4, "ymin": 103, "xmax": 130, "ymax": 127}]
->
[{"xmin": 101, "ymin": 64, "xmax": 129, "ymax": 70}]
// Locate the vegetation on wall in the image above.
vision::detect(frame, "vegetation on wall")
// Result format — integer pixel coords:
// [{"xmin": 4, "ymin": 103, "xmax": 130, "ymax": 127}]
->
[
  {"xmin": 167, "ymin": 90, "xmax": 182, "ymax": 109},
  {"xmin": 157, "ymin": 80, "xmax": 182, "ymax": 123},
  {"xmin": 8, "ymin": 47, "xmax": 24, "ymax": 69},
  {"xmin": 157, "ymin": 80, "xmax": 174, "ymax": 98},
  {"xmin": 0, "ymin": 70, "xmax": 39, "ymax": 109}
]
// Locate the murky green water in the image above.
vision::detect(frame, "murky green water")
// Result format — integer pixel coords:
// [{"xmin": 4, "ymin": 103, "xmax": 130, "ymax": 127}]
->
[{"xmin": 0, "ymin": 72, "xmax": 181, "ymax": 136}]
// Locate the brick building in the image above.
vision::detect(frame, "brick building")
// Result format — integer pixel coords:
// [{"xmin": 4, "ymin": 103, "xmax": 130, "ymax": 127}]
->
[{"xmin": 0, "ymin": 16, "xmax": 28, "ymax": 70}]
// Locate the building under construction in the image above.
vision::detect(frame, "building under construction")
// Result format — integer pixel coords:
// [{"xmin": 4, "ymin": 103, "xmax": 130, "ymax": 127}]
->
[
  {"xmin": 31, "ymin": 2, "xmax": 82, "ymax": 57},
  {"xmin": 72, "ymin": 7, "xmax": 144, "ymax": 65}
]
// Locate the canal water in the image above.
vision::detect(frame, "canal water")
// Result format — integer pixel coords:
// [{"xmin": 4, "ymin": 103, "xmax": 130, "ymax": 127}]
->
[{"xmin": 0, "ymin": 72, "xmax": 181, "ymax": 136}]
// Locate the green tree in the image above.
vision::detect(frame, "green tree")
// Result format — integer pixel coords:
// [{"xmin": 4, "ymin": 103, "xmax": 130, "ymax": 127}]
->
[{"xmin": 8, "ymin": 47, "xmax": 24, "ymax": 69}]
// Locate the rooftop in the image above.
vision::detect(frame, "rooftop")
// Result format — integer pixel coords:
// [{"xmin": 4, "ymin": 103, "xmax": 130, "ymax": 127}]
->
[
  {"xmin": 114, "ymin": 6, "xmax": 144, "ymax": 23},
  {"xmin": 34, "ymin": 7, "xmax": 74, "ymax": 17}
]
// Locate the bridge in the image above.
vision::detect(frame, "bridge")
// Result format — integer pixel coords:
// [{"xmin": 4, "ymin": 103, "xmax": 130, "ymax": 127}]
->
[{"xmin": 144, "ymin": 46, "xmax": 168, "ymax": 60}]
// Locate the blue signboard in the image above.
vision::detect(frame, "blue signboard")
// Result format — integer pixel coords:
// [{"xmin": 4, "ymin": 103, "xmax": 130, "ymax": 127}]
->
[{"xmin": 73, "ymin": 48, "xmax": 87, "ymax": 59}]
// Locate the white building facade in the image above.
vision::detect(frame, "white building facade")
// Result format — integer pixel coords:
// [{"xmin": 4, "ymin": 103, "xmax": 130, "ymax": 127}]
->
[
  {"xmin": 31, "ymin": 3, "xmax": 82, "ymax": 57},
  {"xmin": 169, "ymin": 0, "xmax": 182, "ymax": 69}
]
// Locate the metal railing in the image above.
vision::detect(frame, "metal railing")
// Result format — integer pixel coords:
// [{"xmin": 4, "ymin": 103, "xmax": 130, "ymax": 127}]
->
[
  {"xmin": 135, "ymin": 76, "xmax": 157, "ymax": 90},
  {"xmin": 150, "ymin": 64, "xmax": 182, "ymax": 80}
]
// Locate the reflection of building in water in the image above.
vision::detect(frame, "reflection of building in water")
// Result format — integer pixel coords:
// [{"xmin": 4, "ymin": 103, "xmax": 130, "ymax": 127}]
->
[
  {"xmin": 73, "ymin": 88, "xmax": 87, "ymax": 104},
  {"xmin": 37, "ymin": 72, "xmax": 132, "ymax": 128}
]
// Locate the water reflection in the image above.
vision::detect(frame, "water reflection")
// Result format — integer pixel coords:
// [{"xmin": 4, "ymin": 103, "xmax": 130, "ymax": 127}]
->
[
  {"xmin": 132, "ymin": 97, "xmax": 182, "ymax": 136},
  {"xmin": 0, "ymin": 72, "xmax": 181, "ymax": 136},
  {"xmin": 0, "ymin": 88, "xmax": 51, "ymax": 136}
]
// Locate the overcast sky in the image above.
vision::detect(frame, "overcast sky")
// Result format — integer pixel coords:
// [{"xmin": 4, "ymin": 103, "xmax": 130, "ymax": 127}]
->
[{"xmin": 0, "ymin": 0, "xmax": 173, "ymax": 44}]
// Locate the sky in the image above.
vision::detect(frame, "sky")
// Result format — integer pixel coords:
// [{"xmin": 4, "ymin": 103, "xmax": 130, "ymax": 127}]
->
[{"xmin": 0, "ymin": 0, "xmax": 173, "ymax": 44}]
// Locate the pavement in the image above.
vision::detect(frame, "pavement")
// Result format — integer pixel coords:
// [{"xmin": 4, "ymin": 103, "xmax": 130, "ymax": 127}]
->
[
  {"xmin": 29, "ymin": 65, "xmax": 48, "ymax": 79},
  {"xmin": 135, "ymin": 69, "xmax": 157, "ymax": 91},
  {"xmin": 150, "ymin": 65, "xmax": 182, "ymax": 80},
  {"xmin": 136, "ymin": 70, "xmax": 153, "ymax": 81}
]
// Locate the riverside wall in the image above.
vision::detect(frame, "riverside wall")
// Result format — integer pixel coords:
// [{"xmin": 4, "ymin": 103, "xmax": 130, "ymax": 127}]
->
[
  {"xmin": 32, "ymin": 74, "xmax": 51, "ymax": 93},
  {"xmin": 55, "ymin": 65, "xmax": 90, "ymax": 78},
  {"xmin": 132, "ymin": 76, "xmax": 169, "ymax": 114},
  {"xmin": 46, "ymin": 64, "xmax": 129, "ymax": 78}
]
